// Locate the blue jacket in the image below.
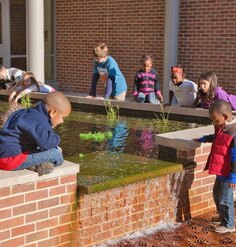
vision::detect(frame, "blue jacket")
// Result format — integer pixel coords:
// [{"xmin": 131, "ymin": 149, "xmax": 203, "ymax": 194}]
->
[
  {"xmin": 89, "ymin": 56, "xmax": 127, "ymax": 98},
  {"xmin": 0, "ymin": 102, "xmax": 60, "ymax": 158}
]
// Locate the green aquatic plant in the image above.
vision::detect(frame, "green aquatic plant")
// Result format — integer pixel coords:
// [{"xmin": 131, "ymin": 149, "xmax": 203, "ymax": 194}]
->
[
  {"xmin": 20, "ymin": 94, "xmax": 32, "ymax": 108},
  {"xmin": 79, "ymin": 153, "xmax": 85, "ymax": 158},
  {"xmin": 154, "ymin": 104, "xmax": 172, "ymax": 132},
  {"xmin": 104, "ymin": 100, "xmax": 119, "ymax": 121},
  {"xmin": 79, "ymin": 131, "xmax": 113, "ymax": 142}
]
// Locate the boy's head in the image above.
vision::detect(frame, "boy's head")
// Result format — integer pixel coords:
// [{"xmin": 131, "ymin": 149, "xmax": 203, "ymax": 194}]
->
[
  {"xmin": 171, "ymin": 65, "xmax": 186, "ymax": 85},
  {"xmin": 140, "ymin": 54, "xmax": 153, "ymax": 72},
  {"xmin": 209, "ymin": 100, "xmax": 232, "ymax": 127},
  {"xmin": 42, "ymin": 92, "xmax": 71, "ymax": 128},
  {"xmin": 93, "ymin": 43, "xmax": 108, "ymax": 63},
  {"xmin": 0, "ymin": 64, "xmax": 7, "ymax": 80}
]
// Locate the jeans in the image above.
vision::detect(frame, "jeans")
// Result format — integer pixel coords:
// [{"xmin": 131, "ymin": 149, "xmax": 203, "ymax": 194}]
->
[
  {"xmin": 14, "ymin": 147, "xmax": 64, "ymax": 170},
  {"xmin": 136, "ymin": 92, "xmax": 159, "ymax": 104},
  {"xmin": 213, "ymin": 176, "xmax": 235, "ymax": 228}
]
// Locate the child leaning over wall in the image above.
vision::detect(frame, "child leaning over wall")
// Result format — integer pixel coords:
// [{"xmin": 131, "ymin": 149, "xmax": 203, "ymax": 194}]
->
[{"xmin": 0, "ymin": 92, "xmax": 71, "ymax": 176}]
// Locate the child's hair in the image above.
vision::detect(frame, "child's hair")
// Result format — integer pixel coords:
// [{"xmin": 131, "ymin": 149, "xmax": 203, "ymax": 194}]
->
[
  {"xmin": 0, "ymin": 64, "xmax": 5, "ymax": 71},
  {"xmin": 198, "ymin": 71, "xmax": 218, "ymax": 100},
  {"xmin": 21, "ymin": 71, "xmax": 40, "ymax": 91},
  {"xmin": 140, "ymin": 54, "xmax": 153, "ymax": 65},
  {"xmin": 93, "ymin": 43, "xmax": 109, "ymax": 58},
  {"xmin": 209, "ymin": 100, "xmax": 232, "ymax": 116},
  {"xmin": 171, "ymin": 65, "xmax": 186, "ymax": 77}
]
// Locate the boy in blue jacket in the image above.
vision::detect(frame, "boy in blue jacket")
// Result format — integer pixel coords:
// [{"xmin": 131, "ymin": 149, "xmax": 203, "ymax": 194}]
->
[
  {"xmin": 194, "ymin": 100, "xmax": 236, "ymax": 233},
  {"xmin": 0, "ymin": 91, "xmax": 71, "ymax": 176}
]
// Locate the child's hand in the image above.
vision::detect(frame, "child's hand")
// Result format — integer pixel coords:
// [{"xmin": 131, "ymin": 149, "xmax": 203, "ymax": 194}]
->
[
  {"xmin": 96, "ymin": 97, "xmax": 105, "ymax": 100},
  {"xmin": 157, "ymin": 95, "xmax": 164, "ymax": 103},
  {"xmin": 86, "ymin": 95, "xmax": 95, "ymax": 99}
]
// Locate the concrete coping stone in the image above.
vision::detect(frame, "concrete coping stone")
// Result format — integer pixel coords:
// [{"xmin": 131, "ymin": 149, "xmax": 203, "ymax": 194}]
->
[
  {"xmin": 0, "ymin": 160, "xmax": 79, "ymax": 188},
  {"xmin": 155, "ymin": 125, "xmax": 214, "ymax": 150}
]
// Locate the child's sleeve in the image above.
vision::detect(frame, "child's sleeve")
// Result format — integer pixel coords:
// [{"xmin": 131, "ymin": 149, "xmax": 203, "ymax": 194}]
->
[
  {"xmin": 197, "ymin": 134, "xmax": 214, "ymax": 143},
  {"xmin": 153, "ymin": 70, "xmax": 161, "ymax": 95},
  {"xmin": 227, "ymin": 136, "xmax": 236, "ymax": 184},
  {"xmin": 103, "ymin": 78, "xmax": 113, "ymax": 99},
  {"xmin": 89, "ymin": 69, "xmax": 99, "ymax": 97},
  {"xmin": 133, "ymin": 72, "xmax": 139, "ymax": 96}
]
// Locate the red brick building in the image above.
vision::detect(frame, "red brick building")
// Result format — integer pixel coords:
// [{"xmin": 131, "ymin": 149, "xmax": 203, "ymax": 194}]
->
[{"xmin": 2, "ymin": 0, "xmax": 236, "ymax": 100}]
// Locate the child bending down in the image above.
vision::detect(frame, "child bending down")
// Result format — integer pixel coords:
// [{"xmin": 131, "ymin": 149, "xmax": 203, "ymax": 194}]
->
[
  {"xmin": 194, "ymin": 71, "xmax": 236, "ymax": 110},
  {"xmin": 9, "ymin": 71, "xmax": 55, "ymax": 104},
  {"xmin": 133, "ymin": 54, "xmax": 163, "ymax": 104},
  {"xmin": 169, "ymin": 65, "xmax": 197, "ymax": 107},
  {"xmin": 0, "ymin": 92, "xmax": 71, "ymax": 176},
  {"xmin": 87, "ymin": 43, "xmax": 127, "ymax": 100},
  {"xmin": 194, "ymin": 100, "xmax": 236, "ymax": 233}
]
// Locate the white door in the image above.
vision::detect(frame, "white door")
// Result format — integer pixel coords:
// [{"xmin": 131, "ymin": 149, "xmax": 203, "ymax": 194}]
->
[{"xmin": 0, "ymin": 0, "xmax": 10, "ymax": 67}]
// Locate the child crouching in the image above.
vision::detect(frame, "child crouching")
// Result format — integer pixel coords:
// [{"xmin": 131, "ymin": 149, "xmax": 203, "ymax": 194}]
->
[{"xmin": 0, "ymin": 91, "xmax": 71, "ymax": 176}]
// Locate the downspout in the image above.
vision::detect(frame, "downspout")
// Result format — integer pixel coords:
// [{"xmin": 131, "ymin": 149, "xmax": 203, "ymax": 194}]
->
[
  {"xmin": 163, "ymin": 0, "xmax": 180, "ymax": 103},
  {"xmin": 26, "ymin": 0, "xmax": 45, "ymax": 83}
]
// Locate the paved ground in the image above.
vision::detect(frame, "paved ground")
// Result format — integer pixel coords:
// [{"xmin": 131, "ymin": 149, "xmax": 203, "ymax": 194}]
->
[{"xmin": 105, "ymin": 211, "xmax": 236, "ymax": 247}]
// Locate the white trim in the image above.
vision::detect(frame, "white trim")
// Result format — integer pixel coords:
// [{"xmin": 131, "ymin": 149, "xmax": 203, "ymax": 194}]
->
[
  {"xmin": 0, "ymin": 0, "xmax": 10, "ymax": 67},
  {"xmin": 163, "ymin": 0, "xmax": 180, "ymax": 103}
]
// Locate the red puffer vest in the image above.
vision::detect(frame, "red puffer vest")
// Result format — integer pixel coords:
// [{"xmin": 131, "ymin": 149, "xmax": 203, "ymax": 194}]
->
[{"xmin": 204, "ymin": 124, "xmax": 236, "ymax": 176}]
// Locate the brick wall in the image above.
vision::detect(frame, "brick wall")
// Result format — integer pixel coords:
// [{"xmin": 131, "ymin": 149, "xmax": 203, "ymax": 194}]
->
[
  {"xmin": 0, "ymin": 143, "xmax": 217, "ymax": 247},
  {"xmin": 179, "ymin": 0, "xmax": 236, "ymax": 92},
  {"xmin": 56, "ymin": 0, "xmax": 236, "ymax": 96},
  {"xmin": 56, "ymin": 0, "xmax": 165, "ymax": 95},
  {"xmin": 0, "ymin": 174, "xmax": 77, "ymax": 247}
]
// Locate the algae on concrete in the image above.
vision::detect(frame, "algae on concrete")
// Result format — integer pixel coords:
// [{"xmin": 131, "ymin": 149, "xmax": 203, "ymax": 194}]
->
[{"xmin": 67, "ymin": 151, "xmax": 183, "ymax": 194}]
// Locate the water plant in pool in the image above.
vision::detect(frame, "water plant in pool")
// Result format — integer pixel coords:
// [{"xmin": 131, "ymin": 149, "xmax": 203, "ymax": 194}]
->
[
  {"xmin": 79, "ymin": 131, "xmax": 113, "ymax": 142},
  {"xmin": 104, "ymin": 100, "xmax": 119, "ymax": 121}
]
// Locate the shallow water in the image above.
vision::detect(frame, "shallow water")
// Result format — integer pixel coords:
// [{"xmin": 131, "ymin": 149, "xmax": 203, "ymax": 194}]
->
[{"xmin": 57, "ymin": 111, "xmax": 200, "ymax": 159}]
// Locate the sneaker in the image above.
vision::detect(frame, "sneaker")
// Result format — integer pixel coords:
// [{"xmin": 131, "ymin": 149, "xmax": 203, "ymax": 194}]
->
[
  {"xmin": 27, "ymin": 166, "xmax": 37, "ymax": 172},
  {"xmin": 214, "ymin": 225, "xmax": 235, "ymax": 233},
  {"xmin": 211, "ymin": 214, "xmax": 222, "ymax": 223},
  {"xmin": 36, "ymin": 162, "xmax": 54, "ymax": 176}
]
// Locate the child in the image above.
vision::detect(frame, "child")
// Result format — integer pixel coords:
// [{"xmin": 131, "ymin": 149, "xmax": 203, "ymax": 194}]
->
[
  {"xmin": 195, "ymin": 71, "xmax": 236, "ymax": 110},
  {"xmin": 169, "ymin": 65, "xmax": 197, "ymax": 107},
  {"xmin": 133, "ymin": 54, "xmax": 163, "ymax": 104},
  {"xmin": 194, "ymin": 100, "xmax": 236, "ymax": 233},
  {"xmin": 0, "ymin": 91, "xmax": 71, "ymax": 176},
  {"xmin": 87, "ymin": 43, "xmax": 127, "ymax": 100},
  {"xmin": 0, "ymin": 64, "xmax": 25, "ymax": 91},
  {"xmin": 8, "ymin": 71, "xmax": 55, "ymax": 103}
]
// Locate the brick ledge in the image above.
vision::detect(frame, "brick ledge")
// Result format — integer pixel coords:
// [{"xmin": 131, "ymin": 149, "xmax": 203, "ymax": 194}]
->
[{"xmin": 0, "ymin": 160, "xmax": 79, "ymax": 188}]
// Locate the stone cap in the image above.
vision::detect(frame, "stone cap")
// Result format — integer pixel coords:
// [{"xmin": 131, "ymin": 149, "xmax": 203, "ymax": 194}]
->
[
  {"xmin": 155, "ymin": 125, "xmax": 214, "ymax": 150},
  {"xmin": 0, "ymin": 160, "xmax": 79, "ymax": 188}
]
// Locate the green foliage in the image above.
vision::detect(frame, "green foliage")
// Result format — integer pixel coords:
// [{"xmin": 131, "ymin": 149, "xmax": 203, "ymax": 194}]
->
[
  {"xmin": 104, "ymin": 100, "xmax": 119, "ymax": 121},
  {"xmin": 20, "ymin": 94, "xmax": 32, "ymax": 108},
  {"xmin": 79, "ymin": 131, "xmax": 113, "ymax": 142},
  {"xmin": 154, "ymin": 104, "xmax": 172, "ymax": 132},
  {"xmin": 79, "ymin": 153, "xmax": 85, "ymax": 158}
]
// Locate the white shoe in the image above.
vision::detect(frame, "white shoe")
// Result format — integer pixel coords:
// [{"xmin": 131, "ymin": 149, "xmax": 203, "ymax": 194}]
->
[{"xmin": 214, "ymin": 225, "xmax": 235, "ymax": 233}]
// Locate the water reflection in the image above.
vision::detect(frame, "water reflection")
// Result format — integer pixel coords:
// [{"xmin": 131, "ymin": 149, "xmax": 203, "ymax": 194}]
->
[{"xmin": 107, "ymin": 122, "xmax": 128, "ymax": 153}]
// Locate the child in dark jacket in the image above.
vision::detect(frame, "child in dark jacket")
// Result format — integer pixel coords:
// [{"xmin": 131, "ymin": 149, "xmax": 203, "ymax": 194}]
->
[
  {"xmin": 133, "ymin": 54, "xmax": 163, "ymax": 104},
  {"xmin": 0, "ymin": 91, "xmax": 71, "ymax": 176},
  {"xmin": 194, "ymin": 100, "xmax": 236, "ymax": 233}
]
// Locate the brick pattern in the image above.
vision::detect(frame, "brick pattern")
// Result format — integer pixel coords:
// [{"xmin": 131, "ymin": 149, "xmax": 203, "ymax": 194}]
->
[
  {"xmin": 56, "ymin": 0, "xmax": 165, "ymax": 95},
  {"xmin": 0, "ymin": 175, "xmax": 77, "ymax": 247},
  {"xmin": 176, "ymin": 146, "xmax": 215, "ymax": 220},
  {"xmin": 0, "ymin": 146, "xmax": 221, "ymax": 247},
  {"xmin": 55, "ymin": 0, "xmax": 236, "ymax": 97},
  {"xmin": 78, "ymin": 177, "xmax": 177, "ymax": 246},
  {"xmin": 179, "ymin": 0, "xmax": 236, "ymax": 93}
]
